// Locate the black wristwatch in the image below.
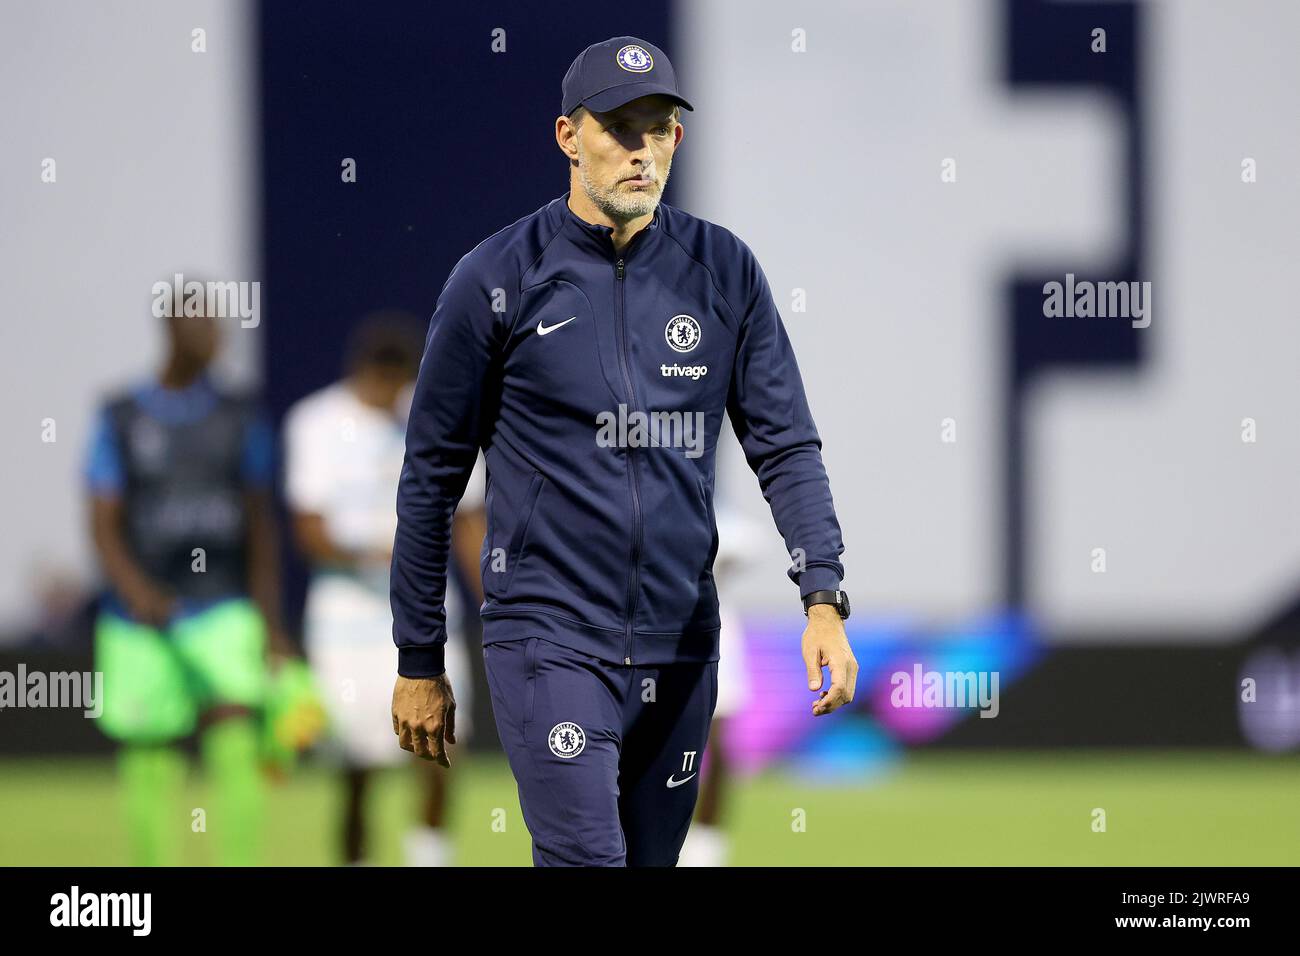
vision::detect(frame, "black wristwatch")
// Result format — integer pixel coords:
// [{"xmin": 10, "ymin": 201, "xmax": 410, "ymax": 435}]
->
[{"xmin": 802, "ymin": 589, "xmax": 850, "ymax": 620}]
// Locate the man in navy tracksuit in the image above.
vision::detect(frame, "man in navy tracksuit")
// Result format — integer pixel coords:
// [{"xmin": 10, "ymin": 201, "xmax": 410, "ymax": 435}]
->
[{"xmin": 390, "ymin": 36, "xmax": 857, "ymax": 866}]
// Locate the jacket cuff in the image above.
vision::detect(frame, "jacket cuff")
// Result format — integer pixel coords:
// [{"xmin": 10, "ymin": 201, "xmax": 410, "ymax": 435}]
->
[
  {"xmin": 797, "ymin": 567, "xmax": 843, "ymax": 599},
  {"xmin": 397, "ymin": 644, "xmax": 446, "ymax": 679}
]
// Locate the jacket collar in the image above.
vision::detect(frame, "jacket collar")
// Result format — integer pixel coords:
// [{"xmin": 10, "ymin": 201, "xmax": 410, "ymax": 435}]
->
[{"xmin": 557, "ymin": 190, "xmax": 662, "ymax": 262}]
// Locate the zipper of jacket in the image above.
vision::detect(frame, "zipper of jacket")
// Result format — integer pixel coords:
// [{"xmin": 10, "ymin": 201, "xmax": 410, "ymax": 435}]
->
[{"xmin": 614, "ymin": 255, "xmax": 642, "ymax": 665}]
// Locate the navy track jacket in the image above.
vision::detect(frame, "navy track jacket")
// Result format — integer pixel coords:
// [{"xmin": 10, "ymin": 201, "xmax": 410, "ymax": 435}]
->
[{"xmin": 391, "ymin": 192, "xmax": 845, "ymax": 678}]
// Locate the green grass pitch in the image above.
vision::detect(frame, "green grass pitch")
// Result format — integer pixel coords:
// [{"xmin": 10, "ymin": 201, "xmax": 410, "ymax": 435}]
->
[{"xmin": 1, "ymin": 751, "xmax": 1297, "ymax": 866}]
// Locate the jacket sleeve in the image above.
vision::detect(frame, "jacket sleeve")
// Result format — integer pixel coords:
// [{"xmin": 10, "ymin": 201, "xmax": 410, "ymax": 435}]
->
[
  {"xmin": 391, "ymin": 252, "xmax": 504, "ymax": 677},
  {"xmin": 725, "ymin": 244, "xmax": 846, "ymax": 598}
]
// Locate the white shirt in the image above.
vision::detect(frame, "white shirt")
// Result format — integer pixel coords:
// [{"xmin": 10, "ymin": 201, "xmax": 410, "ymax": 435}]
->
[{"xmin": 285, "ymin": 381, "xmax": 485, "ymax": 627}]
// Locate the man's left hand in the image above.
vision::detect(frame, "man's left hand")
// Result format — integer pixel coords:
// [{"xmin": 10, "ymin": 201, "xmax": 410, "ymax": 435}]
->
[{"xmin": 802, "ymin": 605, "xmax": 857, "ymax": 716}]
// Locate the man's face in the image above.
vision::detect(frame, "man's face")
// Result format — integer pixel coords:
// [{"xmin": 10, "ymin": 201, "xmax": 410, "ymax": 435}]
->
[
  {"xmin": 356, "ymin": 361, "xmax": 417, "ymax": 410},
  {"xmin": 166, "ymin": 312, "xmax": 220, "ymax": 368},
  {"xmin": 572, "ymin": 95, "xmax": 682, "ymax": 221}
]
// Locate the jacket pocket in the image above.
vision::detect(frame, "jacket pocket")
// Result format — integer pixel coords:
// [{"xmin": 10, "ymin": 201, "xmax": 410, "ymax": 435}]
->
[
  {"xmin": 697, "ymin": 474, "xmax": 719, "ymax": 571},
  {"xmin": 501, "ymin": 471, "xmax": 544, "ymax": 597}
]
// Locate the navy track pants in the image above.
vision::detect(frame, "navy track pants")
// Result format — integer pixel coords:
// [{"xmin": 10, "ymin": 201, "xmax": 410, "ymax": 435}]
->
[{"xmin": 484, "ymin": 636, "xmax": 719, "ymax": 867}]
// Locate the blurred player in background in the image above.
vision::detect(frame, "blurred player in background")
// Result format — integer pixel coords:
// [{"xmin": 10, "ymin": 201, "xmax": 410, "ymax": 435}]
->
[
  {"xmin": 679, "ymin": 504, "xmax": 761, "ymax": 867},
  {"xmin": 85, "ymin": 286, "xmax": 294, "ymax": 866},
  {"xmin": 286, "ymin": 312, "xmax": 485, "ymax": 866}
]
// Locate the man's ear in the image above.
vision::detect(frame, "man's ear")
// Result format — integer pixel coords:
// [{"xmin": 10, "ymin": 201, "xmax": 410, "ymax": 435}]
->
[{"xmin": 556, "ymin": 116, "xmax": 580, "ymax": 165}]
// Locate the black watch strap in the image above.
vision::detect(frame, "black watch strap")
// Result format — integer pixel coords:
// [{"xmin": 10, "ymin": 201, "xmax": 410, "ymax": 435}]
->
[{"xmin": 802, "ymin": 589, "xmax": 850, "ymax": 619}]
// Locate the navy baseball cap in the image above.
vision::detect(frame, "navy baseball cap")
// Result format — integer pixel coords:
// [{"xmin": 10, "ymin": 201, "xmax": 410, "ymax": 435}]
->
[{"xmin": 561, "ymin": 36, "xmax": 694, "ymax": 118}]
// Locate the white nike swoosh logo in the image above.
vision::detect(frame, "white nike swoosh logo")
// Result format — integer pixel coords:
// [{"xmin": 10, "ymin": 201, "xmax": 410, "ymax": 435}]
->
[
  {"xmin": 537, "ymin": 315, "xmax": 577, "ymax": 336},
  {"xmin": 666, "ymin": 772, "xmax": 697, "ymax": 789}
]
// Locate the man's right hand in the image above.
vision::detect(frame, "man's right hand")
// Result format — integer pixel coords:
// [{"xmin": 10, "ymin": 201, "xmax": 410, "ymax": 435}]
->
[
  {"xmin": 122, "ymin": 580, "xmax": 177, "ymax": 629},
  {"xmin": 392, "ymin": 674, "xmax": 457, "ymax": 766}
]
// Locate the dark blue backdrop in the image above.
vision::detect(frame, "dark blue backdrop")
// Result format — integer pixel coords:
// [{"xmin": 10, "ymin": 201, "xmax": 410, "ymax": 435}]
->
[{"xmin": 258, "ymin": 2, "xmax": 680, "ymax": 637}]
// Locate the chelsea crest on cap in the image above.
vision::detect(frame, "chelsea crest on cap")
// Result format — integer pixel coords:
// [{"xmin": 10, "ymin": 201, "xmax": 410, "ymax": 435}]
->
[{"xmin": 561, "ymin": 36, "xmax": 695, "ymax": 117}]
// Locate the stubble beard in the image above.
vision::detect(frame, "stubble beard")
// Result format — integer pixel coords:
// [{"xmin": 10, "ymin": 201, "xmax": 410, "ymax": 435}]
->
[{"xmin": 576, "ymin": 140, "xmax": 672, "ymax": 223}]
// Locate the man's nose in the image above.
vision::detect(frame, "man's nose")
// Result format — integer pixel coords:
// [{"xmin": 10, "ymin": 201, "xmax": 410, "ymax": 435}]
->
[{"xmin": 628, "ymin": 133, "xmax": 655, "ymax": 158}]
